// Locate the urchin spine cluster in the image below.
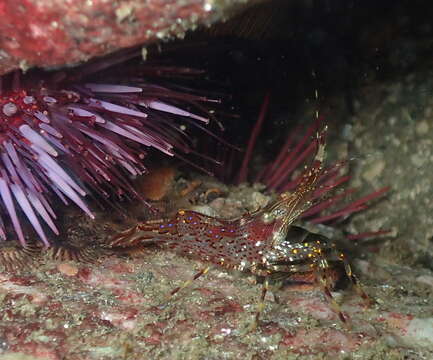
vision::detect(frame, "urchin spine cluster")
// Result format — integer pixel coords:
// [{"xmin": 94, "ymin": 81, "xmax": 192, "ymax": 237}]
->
[{"xmin": 0, "ymin": 67, "xmax": 215, "ymax": 246}]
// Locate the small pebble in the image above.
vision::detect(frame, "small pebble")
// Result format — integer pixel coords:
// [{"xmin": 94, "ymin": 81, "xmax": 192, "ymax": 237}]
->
[
  {"xmin": 405, "ymin": 318, "xmax": 433, "ymax": 349},
  {"xmin": 251, "ymin": 191, "xmax": 269, "ymax": 209},
  {"xmin": 410, "ymin": 153, "xmax": 425, "ymax": 167},
  {"xmin": 415, "ymin": 120, "xmax": 429, "ymax": 135},
  {"xmin": 190, "ymin": 204, "xmax": 218, "ymax": 217},
  {"xmin": 416, "ymin": 275, "xmax": 433, "ymax": 288},
  {"xmin": 57, "ymin": 263, "xmax": 79, "ymax": 276},
  {"xmin": 363, "ymin": 159, "xmax": 385, "ymax": 182}
]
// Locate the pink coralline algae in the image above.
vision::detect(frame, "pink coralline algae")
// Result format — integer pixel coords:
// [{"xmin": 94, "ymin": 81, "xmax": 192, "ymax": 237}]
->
[
  {"xmin": 0, "ymin": 0, "xmax": 257, "ymax": 75},
  {"xmin": 0, "ymin": 51, "xmax": 218, "ymax": 246}
]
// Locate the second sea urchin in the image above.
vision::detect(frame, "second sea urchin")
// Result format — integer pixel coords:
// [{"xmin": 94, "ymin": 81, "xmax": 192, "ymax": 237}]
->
[{"xmin": 0, "ymin": 50, "xmax": 218, "ymax": 247}]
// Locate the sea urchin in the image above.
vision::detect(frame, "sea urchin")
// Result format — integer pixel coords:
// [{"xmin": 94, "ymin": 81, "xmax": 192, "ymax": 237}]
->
[{"xmin": 0, "ymin": 53, "xmax": 218, "ymax": 247}]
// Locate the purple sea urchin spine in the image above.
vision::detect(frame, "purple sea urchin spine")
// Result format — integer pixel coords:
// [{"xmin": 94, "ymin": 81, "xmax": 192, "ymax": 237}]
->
[{"xmin": 0, "ymin": 61, "xmax": 217, "ymax": 247}]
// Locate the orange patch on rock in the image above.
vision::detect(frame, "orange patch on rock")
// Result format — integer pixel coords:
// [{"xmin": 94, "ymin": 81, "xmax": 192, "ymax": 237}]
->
[
  {"xmin": 57, "ymin": 263, "xmax": 79, "ymax": 277},
  {"xmin": 137, "ymin": 167, "xmax": 176, "ymax": 201}
]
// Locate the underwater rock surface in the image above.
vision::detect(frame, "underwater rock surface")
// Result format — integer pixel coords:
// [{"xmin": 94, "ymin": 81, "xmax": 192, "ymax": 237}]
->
[
  {"xmin": 0, "ymin": 0, "xmax": 257, "ymax": 75},
  {"xmin": 0, "ymin": 64, "xmax": 432, "ymax": 358}
]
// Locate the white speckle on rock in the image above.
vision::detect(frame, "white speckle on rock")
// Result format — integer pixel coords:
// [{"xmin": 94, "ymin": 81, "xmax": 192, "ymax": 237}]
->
[
  {"xmin": 410, "ymin": 153, "xmax": 425, "ymax": 167},
  {"xmin": 391, "ymin": 137, "xmax": 401, "ymax": 147},
  {"xmin": 363, "ymin": 158, "xmax": 386, "ymax": 182},
  {"xmin": 416, "ymin": 120, "xmax": 429, "ymax": 135},
  {"xmin": 341, "ymin": 124, "xmax": 353, "ymax": 140}
]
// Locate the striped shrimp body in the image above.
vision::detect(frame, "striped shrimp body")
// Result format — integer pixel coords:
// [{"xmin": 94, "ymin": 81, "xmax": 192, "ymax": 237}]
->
[{"xmin": 111, "ymin": 128, "xmax": 369, "ymax": 326}]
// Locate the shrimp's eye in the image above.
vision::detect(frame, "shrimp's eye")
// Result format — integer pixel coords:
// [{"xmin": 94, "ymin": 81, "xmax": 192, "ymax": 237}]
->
[{"xmin": 262, "ymin": 212, "xmax": 275, "ymax": 224}]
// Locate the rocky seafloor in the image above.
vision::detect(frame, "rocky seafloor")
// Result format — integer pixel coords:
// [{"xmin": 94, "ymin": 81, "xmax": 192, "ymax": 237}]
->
[{"xmin": 0, "ymin": 67, "xmax": 432, "ymax": 360}]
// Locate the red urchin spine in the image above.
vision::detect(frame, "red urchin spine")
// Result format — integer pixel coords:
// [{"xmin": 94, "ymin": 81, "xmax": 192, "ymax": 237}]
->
[{"xmin": 239, "ymin": 95, "xmax": 390, "ymax": 240}]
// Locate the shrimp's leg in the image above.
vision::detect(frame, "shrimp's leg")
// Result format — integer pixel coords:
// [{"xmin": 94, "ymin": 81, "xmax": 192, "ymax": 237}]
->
[
  {"xmin": 316, "ymin": 259, "xmax": 351, "ymax": 328},
  {"xmin": 339, "ymin": 254, "xmax": 372, "ymax": 306},
  {"xmin": 246, "ymin": 278, "xmax": 270, "ymax": 332},
  {"xmin": 167, "ymin": 266, "xmax": 211, "ymax": 299},
  {"xmin": 256, "ymin": 278, "xmax": 269, "ymax": 322}
]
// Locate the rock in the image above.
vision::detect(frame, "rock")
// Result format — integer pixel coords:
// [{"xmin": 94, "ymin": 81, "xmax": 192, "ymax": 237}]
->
[{"xmin": 0, "ymin": 0, "xmax": 258, "ymax": 75}]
